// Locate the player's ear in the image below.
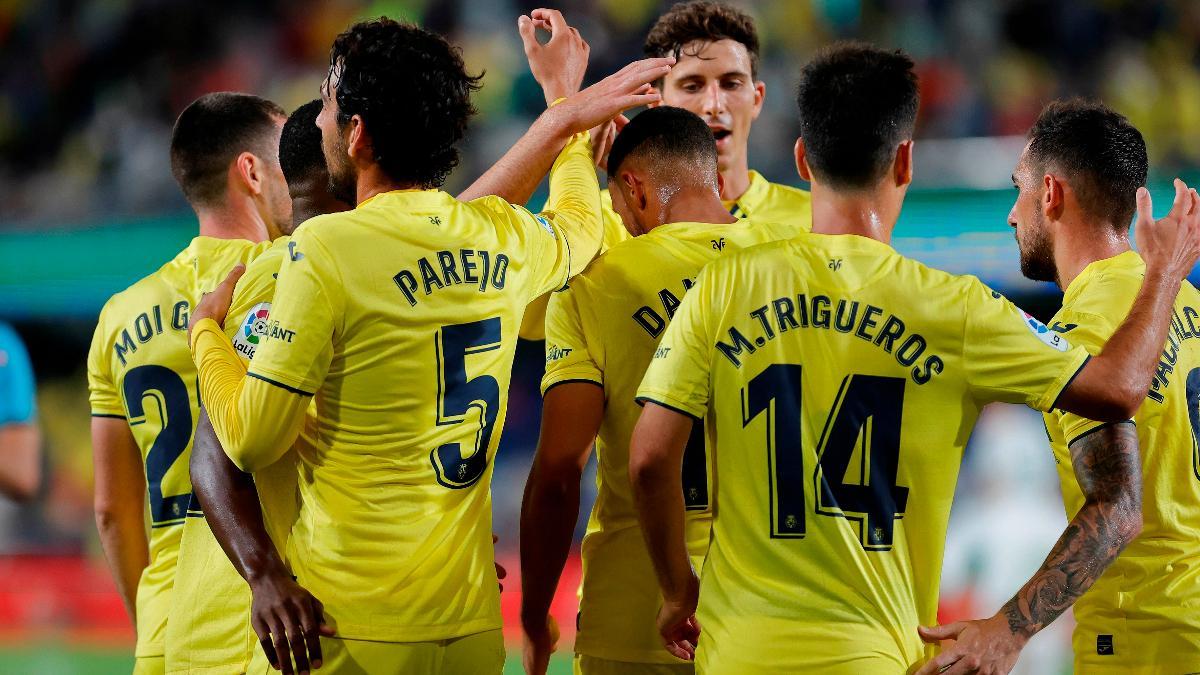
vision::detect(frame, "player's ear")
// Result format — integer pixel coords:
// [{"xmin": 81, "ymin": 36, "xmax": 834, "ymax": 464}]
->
[
  {"xmin": 794, "ymin": 138, "xmax": 813, "ymax": 182},
  {"xmin": 1043, "ymin": 173, "xmax": 1066, "ymax": 220},
  {"xmin": 716, "ymin": 171, "xmax": 725, "ymax": 196},
  {"xmin": 893, "ymin": 140, "xmax": 913, "ymax": 187},
  {"xmin": 750, "ymin": 79, "xmax": 765, "ymax": 120},
  {"xmin": 233, "ymin": 151, "xmax": 264, "ymax": 196},
  {"xmin": 346, "ymin": 114, "xmax": 370, "ymax": 162}
]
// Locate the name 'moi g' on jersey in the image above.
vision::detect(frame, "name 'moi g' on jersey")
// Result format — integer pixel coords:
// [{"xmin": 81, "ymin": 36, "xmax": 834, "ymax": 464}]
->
[
  {"xmin": 87, "ymin": 236, "xmax": 267, "ymax": 658},
  {"xmin": 166, "ymin": 237, "xmax": 303, "ymax": 674},
  {"xmin": 194, "ymin": 133, "xmax": 604, "ymax": 643},
  {"xmin": 637, "ymin": 232, "xmax": 1092, "ymax": 673},
  {"xmin": 1042, "ymin": 250, "xmax": 1200, "ymax": 674},
  {"xmin": 519, "ymin": 170, "xmax": 812, "ymax": 340},
  {"xmin": 542, "ymin": 218, "xmax": 806, "ymax": 664}
]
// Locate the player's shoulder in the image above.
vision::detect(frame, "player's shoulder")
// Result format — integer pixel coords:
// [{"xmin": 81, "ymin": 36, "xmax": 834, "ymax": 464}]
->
[
  {"xmin": 1059, "ymin": 253, "xmax": 1143, "ymax": 320},
  {"xmin": 761, "ymin": 177, "xmax": 812, "ymax": 206}
]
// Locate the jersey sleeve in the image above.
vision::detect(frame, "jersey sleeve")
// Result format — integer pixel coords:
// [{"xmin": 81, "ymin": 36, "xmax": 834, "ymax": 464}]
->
[
  {"xmin": 86, "ymin": 308, "xmax": 124, "ymax": 419},
  {"xmin": 223, "ymin": 246, "xmax": 284, "ymax": 365},
  {"xmin": 960, "ymin": 278, "xmax": 1091, "ymax": 412},
  {"xmin": 1043, "ymin": 307, "xmax": 1130, "ymax": 444},
  {"xmin": 0, "ymin": 323, "xmax": 37, "ymax": 424},
  {"xmin": 635, "ymin": 265, "xmax": 718, "ymax": 419},
  {"xmin": 470, "ymin": 132, "xmax": 601, "ymax": 302},
  {"xmin": 245, "ymin": 229, "xmax": 340, "ymax": 396},
  {"xmin": 541, "ymin": 284, "xmax": 602, "ymax": 394}
]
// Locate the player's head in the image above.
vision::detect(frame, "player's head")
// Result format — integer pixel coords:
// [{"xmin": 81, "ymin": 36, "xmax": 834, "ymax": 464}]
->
[
  {"xmin": 318, "ymin": 18, "xmax": 482, "ymax": 204},
  {"xmin": 1010, "ymin": 99, "xmax": 1147, "ymax": 283},
  {"xmin": 643, "ymin": 1, "xmax": 763, "ymax": 177},
  {"xmin": 606, "ymin": 106, "xmax": 720, "ymax": 235},
  {"xmin": 169, "ymin": 92, "xmax": 291, "ymax": 237},
  {"xmin": 279, "ymin": 99, "xmax": 351, "ymax": 230},
  {"xmin": 794, "ymin": 43, "xmax": 919, "ymax": 197}
]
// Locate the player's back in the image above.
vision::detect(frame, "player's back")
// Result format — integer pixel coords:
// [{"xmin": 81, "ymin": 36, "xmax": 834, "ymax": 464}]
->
[
  {"xmin": 638, "ymin": 231, "xmax": 1090, "ymax": 672},
  {"xmin": 543, "ymin": 218, "xmax": 804, "ymax": 663},
  {"xmin": 87, "ymin": 236, "xmax": 266, "ymax": 659},
  {"xmin": 247, "ymin": 189, "xmax": 577, "ymax": 642},
  {"xmin": 1042, "ymin": 250, "xmax": 1200, "ymax": 672}
]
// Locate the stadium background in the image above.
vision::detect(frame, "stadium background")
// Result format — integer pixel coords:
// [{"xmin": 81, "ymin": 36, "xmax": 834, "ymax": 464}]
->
[{"xmin": 1, "ymin": 0, "xmax": 1199, "ymax": 672}]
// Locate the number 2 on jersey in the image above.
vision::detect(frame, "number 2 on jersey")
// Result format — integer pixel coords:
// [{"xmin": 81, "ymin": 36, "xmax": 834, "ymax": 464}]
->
[
  {"xmin": 742, "ymin": 364, "xmax": 910, "ymax": 550},
  {"xmin": 122, "ymin": 364, "xmax": 194, "ymax": 526},
  {"xmin": 431, "ymin": 317, "xmax": 502, "ymax": 489}
]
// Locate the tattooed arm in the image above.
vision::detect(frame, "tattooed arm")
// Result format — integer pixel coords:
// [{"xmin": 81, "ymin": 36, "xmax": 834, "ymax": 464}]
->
[{"xmin": 914, "ymin": 422, "xmax": 1143, "ymax": 675}]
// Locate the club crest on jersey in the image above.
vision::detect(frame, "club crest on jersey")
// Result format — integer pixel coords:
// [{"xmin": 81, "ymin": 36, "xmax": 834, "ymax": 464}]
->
[
  {"xmin": 232, "ymin": 302, "xmax": 271, "ymax": 360},
  {"xmin": 1021, "ymin": 310, "xmax": 1070, "ymax": 352}
]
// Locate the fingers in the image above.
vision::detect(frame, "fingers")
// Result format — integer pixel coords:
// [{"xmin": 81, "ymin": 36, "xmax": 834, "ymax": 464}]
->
[
  {"xmin": 913, "ymin": 647, "xmax": 962, "ymax": 675},
  {"xmin": 1135, "ymin": 186, "xmax": 1153, "ymax": 226},
  {"xmin": 664, "ymin": 640, "xmax": 695, "ymax": 661},
  {"xmin": 1171, "ymin": 178, "xmax": 1187, "ymax": 217},
  {"xmin": 221, "ymin": 264, "xmax": 246, "ymax": 290},
  {"xmin": 517, "ymin": 16, "xmax": 537, "ymax": 54},
  {"xmin": 918, "ymin": 622, "xmax": 966, "ymax": 642},
  {"xmin": 532, "ymin": 8, "xmax": 568, "ymax": 37},
  {"xmin": 269, "ymin": 614, "xmax": 294, "ymax": 674},
  {"xmin": 281, "ymin": 603, "xmax": 310, "ymax": 675},
  {"xmin": 299, "ymin": 599, "xmax": 324, "ymax": 671},
  {"xmin": 252, "ymin": 614, "xmax": 281, "ymax": 670}
]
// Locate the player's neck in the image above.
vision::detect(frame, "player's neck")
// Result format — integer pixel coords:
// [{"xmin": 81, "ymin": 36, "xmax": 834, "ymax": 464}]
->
[
  {"xmin": 807, "ymin": 182, "xmax": 900, "ymax": 244},
  {"xmin": 1053, "ymin": 224, "xmax": 1131, "ymax": 291},
  {"xmin": 656, "ymin": 188, "xmax": 739, "ymax": 228},
  {"xmin": 718, "ymin": 156, "xmax": 751, "ymax": 202},
  {"xmin": 355, "ymin": 164, "xmax": 423, "ymax": 206},
  {"xmin": 195, "ymin": 201, "xmax": 271, "ymax": 243}
]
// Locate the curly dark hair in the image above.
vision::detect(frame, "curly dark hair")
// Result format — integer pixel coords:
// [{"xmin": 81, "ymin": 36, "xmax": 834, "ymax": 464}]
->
[
  {"xmin": 279, "ymin": 99, "xmax": 325, "ymax": 186},
  {"xmin": 797, "ymin": 42, "xmax": 919, "ymax": 190},
  {"xmin": 326, "ymin": 18, "xmax": 482, "ymax": 188},
  {"xmin": 170, "ymin": 92, "xmax": 286, "ymax": 208},
  {"xmin": 1028, "ymin": 99, "xmax": 1147, "ymax": 231},
  {"xmin": 644, "ymin": 1, "xmax": 760, "ymax": 78}
]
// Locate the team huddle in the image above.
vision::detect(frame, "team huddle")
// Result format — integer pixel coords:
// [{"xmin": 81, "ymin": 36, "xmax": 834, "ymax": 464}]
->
[{"xmin": 86, "ymin": 2, "xmax": 1200, "ymax": 675}]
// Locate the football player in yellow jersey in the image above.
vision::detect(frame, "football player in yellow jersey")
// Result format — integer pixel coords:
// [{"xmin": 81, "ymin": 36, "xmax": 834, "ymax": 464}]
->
[
  {"xmin": 921, "ymin": 100, "xmax": 1200, "ymax": 674},
  {"xmin": 186, "ymin": 16, "xmax": 675, "ymax": 675},
  {"xmin": 519, "ymin": 1, "xmax": 812, "ymax": 340},
  {"xmin": 88, "ymin": 92, "xmax": 291, "ymax": 675},
  {"xmin": 520, "ymin": 105, "xmax": 807, "ymax": 675},
  {"xmin": 628, "ymin": 43, "xmax": 1200, "ymax": 674},
  {"xmin": 164, "ymin": 99, "xmax": 350, "ymax": 675}
]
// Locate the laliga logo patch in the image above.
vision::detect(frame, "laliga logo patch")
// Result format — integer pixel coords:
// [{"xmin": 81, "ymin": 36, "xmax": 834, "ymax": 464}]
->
[
  {"xmin": 232, "ymin": 302, "xmax": 272, "ymax": 360},
  {"xmin": 534, "ymin": 214, "xmax": 557, "ymax": 239},
  {"xmin": 1021, "ymin": 310, "xmax": 1070, "ymax": 352}
]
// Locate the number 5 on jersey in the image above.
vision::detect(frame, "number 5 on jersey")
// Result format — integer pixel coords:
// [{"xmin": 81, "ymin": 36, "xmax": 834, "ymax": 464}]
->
[{"xmin": 431, "ymin": 317, "xmax": 502, "ymax": 489}]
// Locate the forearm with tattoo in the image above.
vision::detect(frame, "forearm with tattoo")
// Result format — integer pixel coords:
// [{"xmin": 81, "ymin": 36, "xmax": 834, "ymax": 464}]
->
[{"xmin": 1000, "ymin": 422, "xmax": 1143, "ymax": 638}]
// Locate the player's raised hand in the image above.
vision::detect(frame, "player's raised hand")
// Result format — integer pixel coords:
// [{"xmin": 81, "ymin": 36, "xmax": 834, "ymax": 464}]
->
[
  {"xmin": 250, "ymin": 571, "xmax": 335, "ymax": 675},
  {"xmin": 589, "ymin": 113, "xmax": 630, "ymax": 170},
  {"xmin": 550, "ymin": 57, "xmax": 674, "ymax": 136},
  {"xmin": 1135, "ymin": 178, "xmax": 1200, "ymax": 283},
  {"xmin": 521, "ymin": 614, "xmax": 560, "ymax": 675},
  {"xmin": 656, "ymin": 572, "xmax": 701, "ymax": 661},
  {"xmin": 518, "ymin": 9, "xmax": 590, "ymax": 105},
  {"xmin": 915, "ymin": 616, "xmax": 1024, "ymax": 675},
  {"xmin": 189, "ymin": 264, "xmax": 245, "ymax": 338}
]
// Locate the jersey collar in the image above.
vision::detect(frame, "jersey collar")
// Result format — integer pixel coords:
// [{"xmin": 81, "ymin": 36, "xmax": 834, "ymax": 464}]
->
[
  {"xmin": 356, "ymin": 188, "xmax": 445, "ymax": 210},
  {"xmin": 1062, "ymin": 249, "xmax": 1143, "ymax": 305},
  {"xmin": 722, "ymin": 170, "xmax": 769, "ymax": 218}
]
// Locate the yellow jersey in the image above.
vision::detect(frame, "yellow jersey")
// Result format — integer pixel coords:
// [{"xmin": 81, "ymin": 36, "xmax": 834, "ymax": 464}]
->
[
  {"xmin": 519, "ymin": 170, "xmax": 812, "ymax": 340},
  {"xmin": 87, "ymin": 236, "xmax": 266, "ymax": 658},
  {"xmin": 637, "ymin": 232, "xmax": 1091, "ymax": 673},
  {"xmin": 1042, "ymin": 250, "xmax": 1200, "ymax": 673},
  {"xmin": 166, "ymin": 238, "xmax": 301, "ymax": 674},
  {"xmin": 542, "ymin": 218, "xmax": 806, "ymax": 664},
  {"xmin": 198, "ymin": 134, "xmax": 602, "ymax": 642}
]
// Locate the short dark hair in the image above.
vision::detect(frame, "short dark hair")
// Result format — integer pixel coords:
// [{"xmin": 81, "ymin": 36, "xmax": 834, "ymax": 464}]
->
[
  {"xmin": 1027, "ymin": 99, "xmax": 1147, "ymax": 230},
  {"xmin": 327, "ymin": 18, "xmax": 482, "ymax": 188},
  {"xmin": 279, "ymin": 100, "xmax": 326, "ymax": 186},
  {"xmin": 169, "ymin": 92, "xmax": 286, "ymax": 207},
  {"xmin": 644, "ymin": 1, "xmax": 760, "ymax": 78},
  {"xmin": 796, "ymin": 42, "xmax": 919, "ymax": 190},
  {"xmin": 607, "ymin": 106, "xmax": 718, "ymax": 182}
]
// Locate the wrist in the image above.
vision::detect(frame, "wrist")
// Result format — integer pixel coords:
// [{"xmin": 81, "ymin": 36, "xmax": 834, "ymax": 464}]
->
[{"xmin": 244, "ymin": 555, "xmax": 290, "ymax": 587}]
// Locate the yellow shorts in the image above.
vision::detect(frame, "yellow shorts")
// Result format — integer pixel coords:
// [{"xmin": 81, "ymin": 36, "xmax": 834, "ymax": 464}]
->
[
  {"xmin": 134, "ymin": 655, "xmax": 165, "ymax": 675},
  {"xmin": 574, "ymin": 653, "xmax": 694, "ymax": 675},
  {"xmin": 246, "ymin": 629, "xmax": 504, "ymax": 675}
]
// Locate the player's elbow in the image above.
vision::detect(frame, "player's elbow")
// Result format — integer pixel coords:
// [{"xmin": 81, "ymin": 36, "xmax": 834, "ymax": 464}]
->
[
  {"xmin": 94, "ymin": 496, "xmax": 133, "ymax": 535},
  {"xmin": 1113, "ymin": 492, "xmax": 1143, "ymax": 548},
  {"xmin": 628, "ymin": 444, "xmax": 663, "ymax": 505}
]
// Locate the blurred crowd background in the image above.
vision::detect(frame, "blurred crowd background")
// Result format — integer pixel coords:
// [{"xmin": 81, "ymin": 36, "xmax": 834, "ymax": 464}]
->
[{"xmin": 2, "ymin": 0, "xmax": 1200, "ymax": 672}]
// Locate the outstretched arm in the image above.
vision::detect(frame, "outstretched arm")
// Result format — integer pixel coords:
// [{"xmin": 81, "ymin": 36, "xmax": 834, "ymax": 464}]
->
[
  {"xmin": 916, "ymin": 422, "xmax": 1142, "ymax": 675},
  {"xmin": 629, "ymin": 403, "xmax": 702, "ymax": 662},
  {"xmin": 191, "ymin": 410, "xmax": 331, "ymax": 675},
  {"xmin": 1058, "ymin": 180, "xmax": 1200, "ymax": 420},
  {"xmin": 519, "ymin": 382, "xmax": 603, "ymax": 675}
]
